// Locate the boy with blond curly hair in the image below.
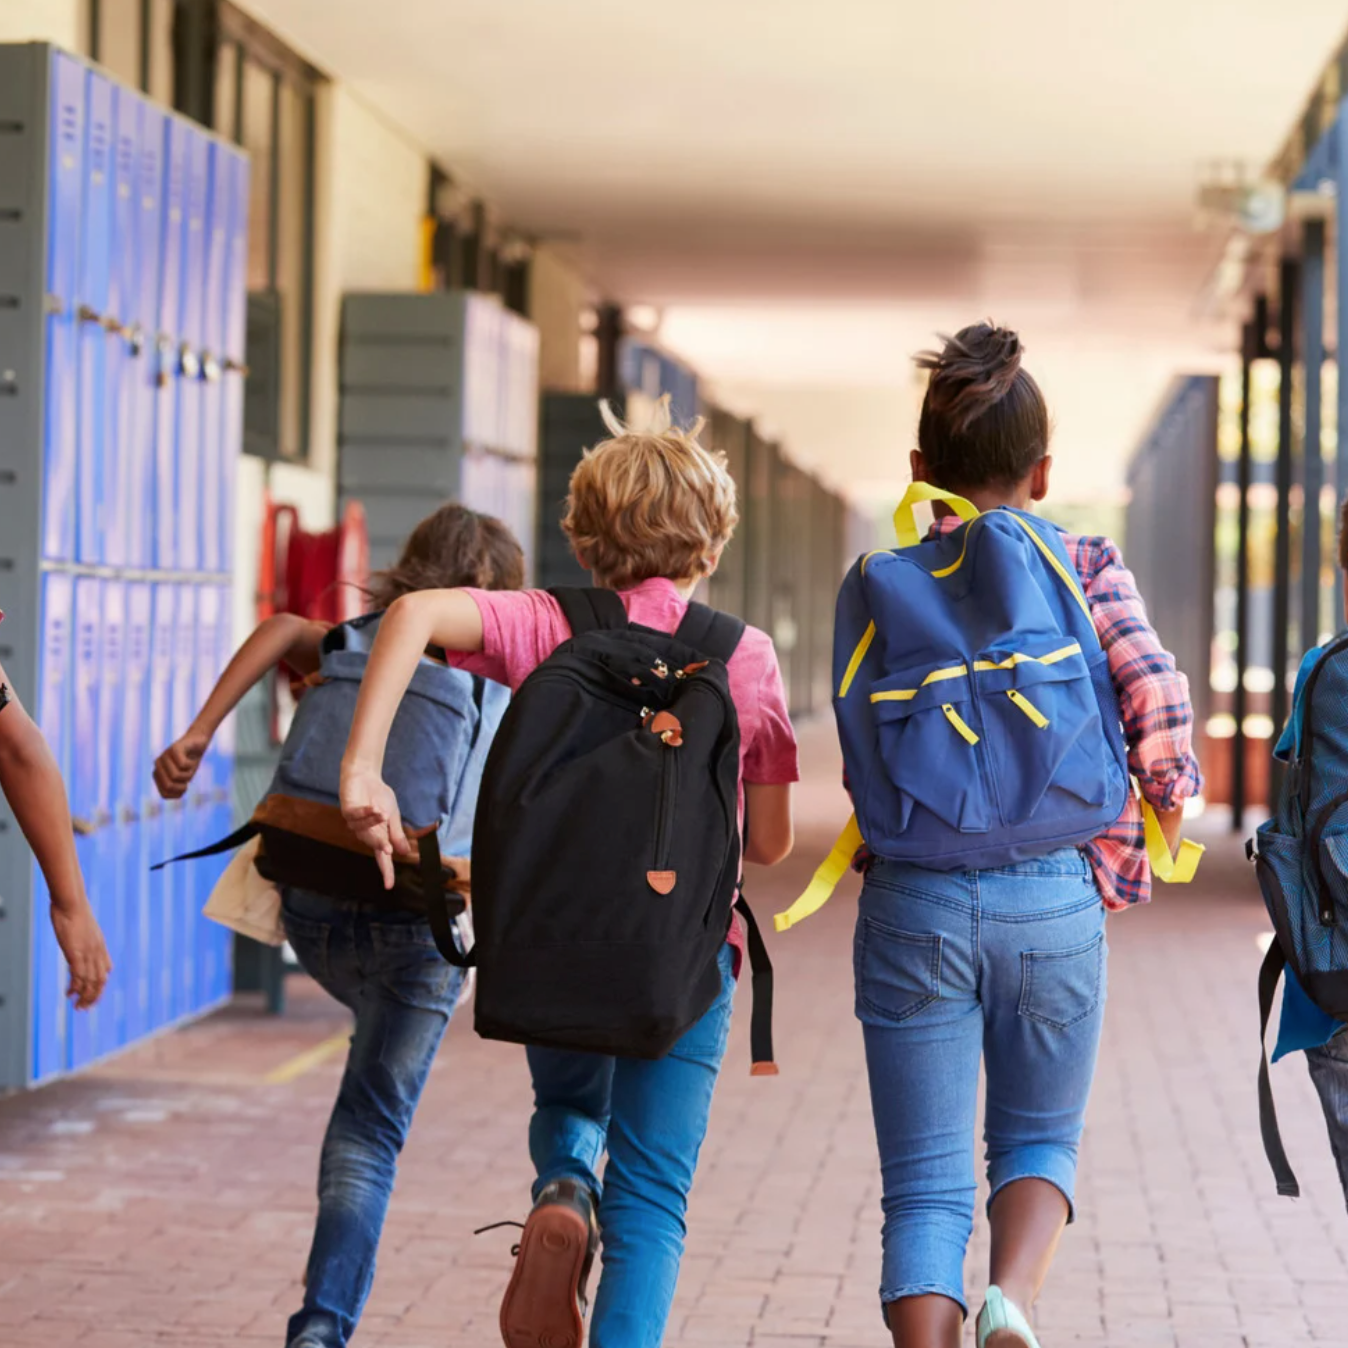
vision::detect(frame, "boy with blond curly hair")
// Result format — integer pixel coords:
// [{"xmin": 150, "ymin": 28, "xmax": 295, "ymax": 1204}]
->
[{"xmin": 339, "ymin": 398, "xmax": 798, "ymax": 1348}]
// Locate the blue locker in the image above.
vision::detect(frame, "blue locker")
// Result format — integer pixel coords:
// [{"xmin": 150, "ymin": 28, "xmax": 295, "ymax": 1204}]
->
[
  {"xmin": 75, "ymin": 72, "xmax": 114, "ymax": 565},
  {"xmin": 199, "ymin": 145, "xmax": 231, "ymax": 574},
  {"xmin": 128, "ymin": 103, "xmax": 165, "ymax": 570},
  {"xmin": 41, "ymin": 55, "xmax": 85, "ymax": 563},
  {"xmin": 103, "ymin": 90, "xmax": 141, "ymax": 570},
  {"xmin": 68, "ymin": 578, "xmax": 102, "ymax": 1070},
  {"xmin": 145, "ymin": 584, "xmax": 176, "ymax": 1030},
  {"xmin": 31, "ymin": 575, "xmax": 74, "ymax": 1081},
  {"xmin": 211, "ymin": 583, "xmax": 236, "ymax": 1003},
  {"xmin": 221, "ymin": 150, "xmax": 250, "ymax": 571},
  {"xmin": 122, "ymin": 584, "xmax": 153, "ymax": 1044},
  {"xmin": 153, "ymin": 119, "xmax": 189, "ymax": 572},
  {"xmin": 92, "ymin": 581, "xmax": 127, "ymax": 1061},
  {"xmin": 169, "ymin": 585, "xmax": 198, "ymax": 1019},
  {"xmin": 175, "ymin": 132, "xmax": 209, "ymax": 574},
  {"xmin": 192, "ymin": 586, "xmax": 226, "ymax": 1003}
]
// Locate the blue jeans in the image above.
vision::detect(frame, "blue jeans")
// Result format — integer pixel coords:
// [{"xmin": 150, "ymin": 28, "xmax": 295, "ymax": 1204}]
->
[
  {"xmin": 280, "ymin": 888, "xmax": 464, "ymax": 1348},
  {"xmin": 526, "ymin": 943, "xmax": 736, "ymax": 1348},
  {"xmin": 1307, "ymin": 1030, "xmax": 1348, "ymax": 1212},
  {"xmin": 856, "ymin": 850, "xmax": 1107, "ymax": 1315}
]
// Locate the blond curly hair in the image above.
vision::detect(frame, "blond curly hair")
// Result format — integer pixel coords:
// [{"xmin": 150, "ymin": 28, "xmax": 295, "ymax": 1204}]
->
[{"xmin": 562, "ymin": 395, "xmax": 739, "ymax": 590}]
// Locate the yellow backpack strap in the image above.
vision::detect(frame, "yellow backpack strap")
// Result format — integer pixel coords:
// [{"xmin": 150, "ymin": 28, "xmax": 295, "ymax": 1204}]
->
[
  {"xmin": 893, "ymin": 482, "xmax": 980, "ymax": 548},
  {"xmin": 1142, "ymin": 797, "xmax": 1204, "ymax": 883},
  {"xmin": 775, "ymin": 814, "xmax": 864, "ymax": 932}
]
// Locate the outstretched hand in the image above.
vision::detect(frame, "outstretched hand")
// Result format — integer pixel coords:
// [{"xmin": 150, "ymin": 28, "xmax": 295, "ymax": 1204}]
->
[
  {"xmin": 51, "ymin": 898, "xmax": 111, "ymax": 1010},
  {"xmin": 340, "ymin": 760, "xmax": 409, "ymax": 889}
]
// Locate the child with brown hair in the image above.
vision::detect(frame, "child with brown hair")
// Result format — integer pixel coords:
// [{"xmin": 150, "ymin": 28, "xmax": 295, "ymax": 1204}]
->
[
  {"xmin": 339, "ymin": 398, "xmax": 799, "ymax": 1348},
  {"xmin": 155, "ymin": 502, "xmax": 523, "ymax": 1348}
]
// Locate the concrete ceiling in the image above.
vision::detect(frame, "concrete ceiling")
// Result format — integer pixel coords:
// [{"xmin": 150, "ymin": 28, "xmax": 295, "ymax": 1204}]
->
[{"xmin": 251, "ymin": 0, "xmax": 1347, "ymax": 505}]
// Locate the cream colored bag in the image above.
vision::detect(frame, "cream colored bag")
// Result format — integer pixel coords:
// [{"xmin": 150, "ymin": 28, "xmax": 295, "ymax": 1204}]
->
[{"xmin": 202, "ymin": 834, "xmax": 285, "ymax": 946}]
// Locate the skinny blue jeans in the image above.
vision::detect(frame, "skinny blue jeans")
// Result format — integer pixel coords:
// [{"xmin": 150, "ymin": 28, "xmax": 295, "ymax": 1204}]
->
[
  {"xmin": 280, "ymin": 888, "xmax": 464, "ymax": 1348},
  {"xmin": 526, "ymin": 943, "xmax": 736, "ymax": 1348},
  {"xmin": 856, "ymin": 849, "xmax": 1107, "ymax": 1314}
]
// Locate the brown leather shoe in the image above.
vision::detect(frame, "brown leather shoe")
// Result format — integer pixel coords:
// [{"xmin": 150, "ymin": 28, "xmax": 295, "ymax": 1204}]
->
[{"xmin": 498, "ymin": 1180, "xmax": 599, "ymax": 1348}]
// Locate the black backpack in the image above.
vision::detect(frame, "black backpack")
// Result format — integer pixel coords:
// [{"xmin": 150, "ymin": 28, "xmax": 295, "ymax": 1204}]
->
[{"xmin": 458, "ymin": 587, "xmax": 776, "ymax": 1069}]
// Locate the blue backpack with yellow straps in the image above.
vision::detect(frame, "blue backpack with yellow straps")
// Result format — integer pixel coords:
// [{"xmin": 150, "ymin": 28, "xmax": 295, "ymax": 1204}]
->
[
  {"xmin": 779, "ymin": 485, "xmax": 1134, "ymax": 932},
  {"xmin": 775, "ymin": 484, "xmax": 1203, "ymax": 934}
]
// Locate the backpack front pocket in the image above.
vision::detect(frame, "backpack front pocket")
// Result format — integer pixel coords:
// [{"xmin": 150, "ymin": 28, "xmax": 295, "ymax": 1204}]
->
[
  {"xmin": 868, "ymin": 664, "xmax": 994, "ymax": 835},
  {"xmin": 973, "ymin": 646, "xmax": 1110, "ymax": 826}
]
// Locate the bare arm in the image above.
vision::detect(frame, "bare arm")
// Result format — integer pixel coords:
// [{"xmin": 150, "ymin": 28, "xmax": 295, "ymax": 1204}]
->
[
  {"xmin": 154, "ymin": 613, "xmax": 328, "ymax": 800},
  {"xmin": 744, "ymin": 782, "xmax": 794, "ymax": 866},
  {"xmin": 340, "ymin": 591, "xmax": 484, "ymax": 885},
  {"xmin": 0, "ymin": 667, "xmax": 110, "ymax": 1009}
]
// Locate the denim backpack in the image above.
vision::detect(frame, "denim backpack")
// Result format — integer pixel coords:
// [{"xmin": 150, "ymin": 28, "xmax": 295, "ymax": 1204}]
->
[
  {"xmin": 1251, "ymin": 634, "xmax": 1348, "ymax": 1198},
  {"xmin": 161, "ymin": 611, "xmax": 508, "ymax": 960},
  {"xmin": 777, "ymin": 484, "xmax": 1133, "ymax": 931}
]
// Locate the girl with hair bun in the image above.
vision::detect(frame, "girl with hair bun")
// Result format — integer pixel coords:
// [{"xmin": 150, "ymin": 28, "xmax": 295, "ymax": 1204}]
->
[{"xmin": 847, "ymin": 325, "xmax": 1201, "ymax": 1348}]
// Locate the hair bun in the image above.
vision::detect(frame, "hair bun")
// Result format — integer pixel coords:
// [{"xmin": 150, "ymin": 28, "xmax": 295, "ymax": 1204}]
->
[{"xmin": 914, "ymin": 323, "xmax": 1024, "ymax": 433}]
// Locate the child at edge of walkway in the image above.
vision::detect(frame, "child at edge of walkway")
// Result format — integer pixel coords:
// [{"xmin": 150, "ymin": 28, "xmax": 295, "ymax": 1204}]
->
[
  {"xmin": 0, "ymin": 635, "xmax": 110, "ymax": 1011},
  {"xmin": 338, "ymin": 397, "xmax": 799, "ymax": 1348},
  {"xmin": 1267, "ymin": 496, "xmax": 1348, "ymax": 1212},
  {"xmin": 848, "ymin": 325, "xmax": 1200, "ymax": 1348},
  {"xmin": 153, "ymin": 503, "xmax": 524, "ymax": 1348}
]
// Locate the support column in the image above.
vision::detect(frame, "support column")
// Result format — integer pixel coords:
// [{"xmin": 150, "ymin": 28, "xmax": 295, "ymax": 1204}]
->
[
  {"xmin": 1302, "ymin": 219, "xmax": 1327, "ymax": 656},
  {"xmin": 1337, "ymin": 97, "xmax": 1348, "ymax": 621},
  {"xmin": 1271, "ymin": 258, "xmax": 1299, "ymax": 808},
  {"xmin": 1233, "ymin": 315, "xmax": 1256, "ymax": 834}
]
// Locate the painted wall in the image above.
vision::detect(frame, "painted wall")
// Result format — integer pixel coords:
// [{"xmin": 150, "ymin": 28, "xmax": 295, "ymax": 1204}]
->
[{"xmin": 0, "ymin": 0, "xmax": 82, "ymax": 50}]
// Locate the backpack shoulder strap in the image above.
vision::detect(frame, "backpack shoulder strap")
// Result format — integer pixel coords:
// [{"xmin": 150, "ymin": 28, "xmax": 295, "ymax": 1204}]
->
[
  {"xmin": 549, "ymin": 587, "xmax": 628, "ymax": 636},
  {"xmin": 674, "ymin": 601, "xmax": 745, "ymax": 663}
]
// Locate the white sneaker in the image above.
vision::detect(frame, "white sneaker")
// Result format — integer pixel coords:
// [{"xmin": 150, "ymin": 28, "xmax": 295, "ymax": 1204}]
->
[{"xmin": 976, "ymin": 1285, "xmax": 1041, "ymax": 1348}]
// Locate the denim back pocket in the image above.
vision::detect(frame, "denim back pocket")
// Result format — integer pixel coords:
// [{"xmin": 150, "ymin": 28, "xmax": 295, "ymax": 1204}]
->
[
  {"xmin": 1019, "ymin": 933, "xmax": 1105, "ymax": 1030},
  {"xmin": 854, "ymin": 916, "xmax": 942, "ymax": 1025}
]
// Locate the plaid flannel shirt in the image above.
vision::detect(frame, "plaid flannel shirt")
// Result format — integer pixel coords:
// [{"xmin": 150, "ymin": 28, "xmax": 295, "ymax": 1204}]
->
[{"xmin": 852, "ymin": 519, "xmax": 1202, "ymax": 909}]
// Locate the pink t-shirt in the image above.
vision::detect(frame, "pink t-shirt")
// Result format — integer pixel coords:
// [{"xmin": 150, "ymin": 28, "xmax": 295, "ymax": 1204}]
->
[{"xmin": 452, "ymin": 578, "xmax": 800, "ymax": 966}]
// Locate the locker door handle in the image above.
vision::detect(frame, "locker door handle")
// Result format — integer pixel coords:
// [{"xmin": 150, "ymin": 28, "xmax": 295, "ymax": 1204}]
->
[
  {"xmin": 71, "ymin": 816, "xmax": 95, "ymax": 836},
  {"xmin": 77, "ymin": 304, "xmax": 102, "ymax": 326},
  {"xmin": 223, "ymin": 357, "xmax": 250, "ymax": 378},
  {"xmin": 179, "ymin": 345, "xmax": 201, "ymax": 379},
  {"xmin": 125, "ymin": 324, "xmax": 145, "ymax": 357},
  {"xmin": 201, "ymin": 353, "xmax": 221, "ymax": 383}
]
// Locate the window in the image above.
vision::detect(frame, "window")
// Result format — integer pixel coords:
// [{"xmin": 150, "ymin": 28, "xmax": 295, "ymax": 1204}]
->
[
  {"xmin": 214, "ymin": 4, "xmax": 319, "ymax": 464},
  {"xmin": 86, "ymin": 0, "xmax": 175, "ymax": 97},
  {"xmin": 88, "ymin": 0, "xmax": 320, "ymax": 464}
]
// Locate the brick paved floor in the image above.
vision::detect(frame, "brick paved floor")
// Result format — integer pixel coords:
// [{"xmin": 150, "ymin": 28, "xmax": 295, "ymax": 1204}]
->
[{"xmin": 1, "ymin": 722, "xmax": 1346, "ymax": 1346}]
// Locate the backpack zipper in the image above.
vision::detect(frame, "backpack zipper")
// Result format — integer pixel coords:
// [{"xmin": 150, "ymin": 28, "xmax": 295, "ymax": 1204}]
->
[
  {"xmin": 1306, "ymin": 787, "xmax": 1348, "ymax": 925},
  {"xmin": 653, "ymin": 745, "xmax": 678, "ymax": 872}
]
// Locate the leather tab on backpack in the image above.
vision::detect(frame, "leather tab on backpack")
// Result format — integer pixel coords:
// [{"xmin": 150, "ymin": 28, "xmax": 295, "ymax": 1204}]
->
[
  {"xmin": 647, "ymin": 870, "xmax": 676, "ymax": 894},
  {"xmin": 751, "ymin": 1061, "xmax": 780, "ymax": 1077}
]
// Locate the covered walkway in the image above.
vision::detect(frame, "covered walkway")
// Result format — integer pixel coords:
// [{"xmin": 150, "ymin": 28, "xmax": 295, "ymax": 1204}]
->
[{"xmin": 0, "ymin": 722, "xmax": 1344, "ymax": 1348}]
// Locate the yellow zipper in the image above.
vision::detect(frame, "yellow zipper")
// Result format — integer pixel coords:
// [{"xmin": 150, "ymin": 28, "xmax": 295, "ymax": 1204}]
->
[
  {"xmin": 942, "ymin": 704, "xmax": 980, "ymax": 745},
  {"xmin": 1006, "ymin": 688, "xmax": 1049, "ymax": 728}
]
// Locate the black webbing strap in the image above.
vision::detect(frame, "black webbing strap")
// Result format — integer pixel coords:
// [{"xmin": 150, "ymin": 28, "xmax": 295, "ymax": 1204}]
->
[
  {"xmin": 549, "ymin": 587, "xmax": 628, "ymax": 636},
  {"xmin": 735, "ymin": 895, "xmax": 777, "ymax": 1075},
  {"xmin": 419, "ymin": 831, "xmax": 475, "ymax": 968},
  {"xmin": 675, "ymin": 601, "xmax": 745, "ymax": 664},
  {"xmin": 151, "ymin": 820, "xmax": 259, "ymax": 871},
  {"xmin": 1258, "ymin": 939, "xmax": 1300, "ymax": 1198}
]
